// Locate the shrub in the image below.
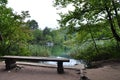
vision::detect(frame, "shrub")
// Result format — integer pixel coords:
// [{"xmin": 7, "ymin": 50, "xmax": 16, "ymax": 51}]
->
[
  {"xmin": 28, "ymin": 45, "xmax": 51, "ymax": 57},
  {"xmin": 69, "ymin": 40, "xmax": 120, "ymax": 62}
]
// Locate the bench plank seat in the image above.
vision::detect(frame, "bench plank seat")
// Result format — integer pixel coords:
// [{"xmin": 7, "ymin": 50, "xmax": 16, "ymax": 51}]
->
[
  {"xmin": 1, "ymin": 56, "xmax": 69, "ymax": 62},
  {"xmin": 0, "ymin": 56, "xmax": 69, "ymax": 74}
]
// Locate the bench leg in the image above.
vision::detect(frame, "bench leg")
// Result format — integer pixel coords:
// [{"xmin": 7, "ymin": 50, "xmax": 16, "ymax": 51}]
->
[
  {"xmin": 57, "ymin": 62, "xmax": 64, "ymax": 74},
  {"xmin": 5, "ymin": 59, "xmax": 17, "ymax": 70}
]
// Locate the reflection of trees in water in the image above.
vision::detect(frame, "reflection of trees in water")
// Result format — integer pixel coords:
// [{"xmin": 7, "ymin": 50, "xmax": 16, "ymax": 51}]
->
[
  {"xmin": 50, "ymin": 45, "xmax": 70, "ymax": 57},
  {"xmin": 64, "ymin": 46, "xmax": 68, "ymax": 52}
]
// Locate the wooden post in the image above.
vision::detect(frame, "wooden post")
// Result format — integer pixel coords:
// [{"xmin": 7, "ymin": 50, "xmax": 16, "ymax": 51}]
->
[
  {"xmin": 57, "ymin": 61, "xmax": 64, "ymax": 74},
  {"xmin": 5, "ymin": 59, "xmax": 16, "ymax": 70}
]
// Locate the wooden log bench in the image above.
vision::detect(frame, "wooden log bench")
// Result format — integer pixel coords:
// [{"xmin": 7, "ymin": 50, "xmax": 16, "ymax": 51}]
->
[{"xmin": 0, "ymin": 55, "xmax": 70, "ymax": 74}]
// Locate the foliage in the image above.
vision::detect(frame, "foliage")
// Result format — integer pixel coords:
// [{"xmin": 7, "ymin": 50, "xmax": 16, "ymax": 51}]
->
[
  {"xmin": 51, "ymin": 29, "xmax": 65, "ymax": 44},
  {"xmin": 54, "ymin": 0, "xmax": 120, "ymax": 41},
  {"xmin": 28, "ymin": 45, "xmax": 51, "ymax": 57},
  {"xmin": 0, "ymin": 0, "xmax": 7, "ymax": 4},
  {"xmin": 30, "ymin": 29, "xmax": 43, "ymax": 44},
  {"xmin": 53, "ymin": 0, "xmax": 120, "ymax": 61},
  {"xmin": 0, "ymin": 0, "xmax": 70, "ymax": 57},
  {"xmin": 27, "ymin": 19, "xmax": 39, "ymax": 30},
  {"xmin": 42, "ymin": 27, "xmax": 53, "ymax": 43},
  {"xmin": 0, "ymin": 1, "xmax": 32, "ymax": 56},
  {"xmin": 70, "ymin": 39, "xmax": 120, "ymax": 61},
  {"xmin": 29, "ymin": 26, "xmax": 65, "ymax": 45}
]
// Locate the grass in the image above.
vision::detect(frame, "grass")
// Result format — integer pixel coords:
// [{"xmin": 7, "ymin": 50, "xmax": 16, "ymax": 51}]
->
[{"xmin": 28, "ymin": 45, "xmax": 51, "ymax": 57}]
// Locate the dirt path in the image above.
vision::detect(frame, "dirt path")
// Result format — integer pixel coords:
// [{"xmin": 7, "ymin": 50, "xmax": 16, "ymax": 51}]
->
[
  {"xmin": 1, "ymin": 61, "xmax": 120, "ymax": 80},
  {"xmin": 86, "ymin": 61, "xmax": 120, "ymax": 80},
  {"xmin": 0, "ymin": 62, "xmax": 80, "ymax": 80}
]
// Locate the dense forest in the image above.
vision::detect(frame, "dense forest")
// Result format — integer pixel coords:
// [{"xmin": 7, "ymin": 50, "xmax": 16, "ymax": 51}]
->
[{"xmin": 0, "ymin": 0, "xmax": 120, "ymax": 63}]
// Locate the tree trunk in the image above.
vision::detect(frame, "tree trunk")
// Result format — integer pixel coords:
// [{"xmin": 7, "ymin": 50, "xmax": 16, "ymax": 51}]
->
[
  {"xmin": 112, "ymin": 0, "xmax": 120, "ymax": 28},
  {"xmin": 104, "ymin": 1, "xmax": 120, "ymax": 42}
]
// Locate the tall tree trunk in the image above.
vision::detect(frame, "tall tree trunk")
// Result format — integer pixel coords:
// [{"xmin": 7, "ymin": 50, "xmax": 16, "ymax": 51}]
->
[
  {"xmin": 104, "ymin": 1, "xmax": 120, "ymax": 42},
  {"xmin": 112, "ymin": 0, "xmax": 120, "ymax": 28},
  {"xmin": 112, "ymin": 0, "xmax": 120, "ymax": 48}
]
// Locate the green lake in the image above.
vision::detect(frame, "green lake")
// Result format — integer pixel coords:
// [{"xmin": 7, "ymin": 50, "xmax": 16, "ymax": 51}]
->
[
  {"xmin": 50, "ymin": 45, "xmax": 71, "ymax": 57},
  {"xmin": 29, "ymin": 45, "xmax": 82, "ymax": 66}
]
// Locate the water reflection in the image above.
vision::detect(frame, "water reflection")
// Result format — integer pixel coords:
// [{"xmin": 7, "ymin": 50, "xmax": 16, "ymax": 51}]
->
[
  {"xmin": 50, "ymin": 45, "xmax": 70, "ymax": 57},
  {"xmin": 45, "ymin": 45, "xmax": 82, "ymax": 66}
]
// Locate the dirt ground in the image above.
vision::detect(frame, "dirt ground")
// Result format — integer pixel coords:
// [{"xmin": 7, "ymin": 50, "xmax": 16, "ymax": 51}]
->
[
  {"xmin": 0, "ymin": 61, "xmax": 120, "ymax": 80},
  {"xmin": 0, "ymin": 62, "xmax": 80, "ymax": 80},
  {"xmin": 86, "ymin": 61, "xmax": 120, "ymax": 80}
]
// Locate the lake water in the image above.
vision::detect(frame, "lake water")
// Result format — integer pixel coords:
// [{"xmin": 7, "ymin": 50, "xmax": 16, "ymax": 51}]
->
[
  {"xmin": 46, "ymin": 57, "xmax": 82, "ymax": 66},
  {"xmin": 46, "ymin": 45, "xmax": 82, "ymax": 66},
  {"xmin": 50, "ymin": 45, "xmax": 70, "ymax": 57}
]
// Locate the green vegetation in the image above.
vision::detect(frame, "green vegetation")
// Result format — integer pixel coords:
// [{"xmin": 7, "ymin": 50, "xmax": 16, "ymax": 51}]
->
[
  {"xmin": 0, "ymin": 0, "xmax": 32, "ymax": 56},
  {"xmin": 54, "ymin": 0, "xmax": 120, "ymax": 62},
  {"xmin": 0, "ymin": 0, "xmax": 66, "ymax": 56},
  {"xmin": 1, "ymin": 0, "xmax": 120, "ymax": 64},
  {"xmin": 69, "ymin": 39, "xmax": 120, "ymax": 61},
  {"xmin": 28, "ymin": 45, "xmax": 51, "ymax": 57}
]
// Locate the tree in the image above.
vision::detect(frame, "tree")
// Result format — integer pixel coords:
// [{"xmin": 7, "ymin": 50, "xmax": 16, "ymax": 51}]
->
[
  {"xmin": 51, "ymin": 29, "xmax": 65, "ymax": 44},
  {"xmin": 27, "ymin": 20, "xmax": 39, "ymax": 30},
  {"xmin": 53, "ymin": 0, "xmax": 120, "ymax": 61},
  {"xmin": 31, "ymin": 29, "xmax": 43, "ymax": 44},
  {"xmin": 0, "ymin": 0, "xmax": 32, "ymax": 55},
  {"xmin": 0, "ymin": 0, "xmax": 7, "ymax": 4},
  {"xmin": 103, "ymin": 0, "xmax": 120, "ymax": 41},
  {"xmin": 54, "ymin": 0, "xmax": 120, "ymax": 41},
  {"xmin": 43, "ymin": 27, "xmax": 51, "ymax": 36}
]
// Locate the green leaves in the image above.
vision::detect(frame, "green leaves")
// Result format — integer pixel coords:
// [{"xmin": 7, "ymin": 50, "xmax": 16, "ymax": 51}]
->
[
  {"xmin": 27, "ymin": 20, "xmax": 38, "ymax": 30},
  {"xmin": 0, "ymin": 0, "xmax": 7, "ymax": 5},
  {"xmin": 54, "ymin": 0, "xmax": 120, "ymax": 42},
  {"xmin": 53, "ymin": 0, "xmax": 120, "ymax": 61},
  {"xmin": 0, "ymin": 2, "xmax": 32, "ymax": 55}
]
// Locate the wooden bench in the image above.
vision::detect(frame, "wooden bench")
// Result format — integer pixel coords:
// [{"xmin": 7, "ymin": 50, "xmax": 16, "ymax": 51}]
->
[{"xmin": 0, "ymin": 55, "xmax": 70, "ymax": 74}]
